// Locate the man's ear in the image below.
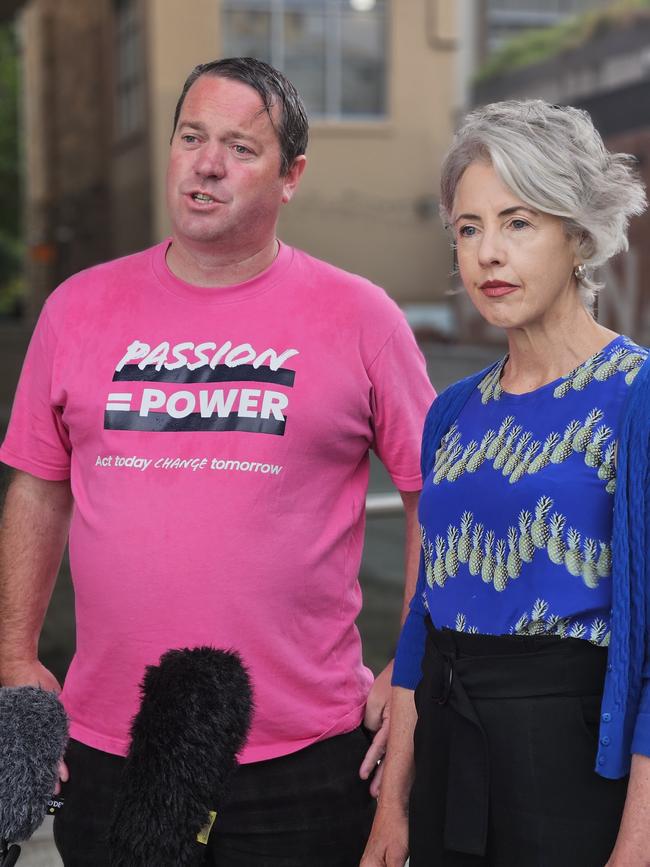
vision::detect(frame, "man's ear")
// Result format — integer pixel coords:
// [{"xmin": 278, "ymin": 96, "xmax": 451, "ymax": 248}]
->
[{"xmin": 282, "ymin": 155, "xmax": 307, "ymax": 204}]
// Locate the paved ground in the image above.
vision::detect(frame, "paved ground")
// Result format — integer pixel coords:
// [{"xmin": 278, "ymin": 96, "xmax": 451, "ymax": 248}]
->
[{"xmin": 1, "ymin": 328, "xmax": 500, "ymax": 865}]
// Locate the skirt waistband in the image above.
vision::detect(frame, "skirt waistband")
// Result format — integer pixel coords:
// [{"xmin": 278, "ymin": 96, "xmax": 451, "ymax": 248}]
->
[{"xmin": 424, "ymin": 619, "xmax": 608, "ymax": 703}]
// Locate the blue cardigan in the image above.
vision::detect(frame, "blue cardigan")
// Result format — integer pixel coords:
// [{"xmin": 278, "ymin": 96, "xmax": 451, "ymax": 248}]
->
[{"xmin": 393, "ymin": 355, "xmax": 650, "ymax": 779}]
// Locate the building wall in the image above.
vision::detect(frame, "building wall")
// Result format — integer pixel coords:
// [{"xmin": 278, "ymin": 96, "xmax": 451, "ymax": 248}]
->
[
  {"xmin": 596, "ymin": 128, "xmax": 650, "ymax": 345},
  {"xmin": 20, "ymin": 0, "xmax": 114, "ymax": 316},
  {"xmin": 110, "ymin": 0, "xmax": 153, "ymax": 258}
]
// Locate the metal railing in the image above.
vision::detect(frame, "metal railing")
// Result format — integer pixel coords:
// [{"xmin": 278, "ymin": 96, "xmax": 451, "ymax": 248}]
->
[{"xmin": 365, "ymin": 491, "xmax": 404, "ymax": 517}]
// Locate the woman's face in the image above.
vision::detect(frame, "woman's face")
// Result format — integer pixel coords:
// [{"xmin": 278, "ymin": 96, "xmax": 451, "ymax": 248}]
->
[{"xmin": 451, "ymin": 161, "xmax": 581, "ymax": 332}]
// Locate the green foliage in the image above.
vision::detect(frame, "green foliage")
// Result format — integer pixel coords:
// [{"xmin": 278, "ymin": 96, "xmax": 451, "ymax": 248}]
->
[{"xmin": 475, "ymin": 0, "xmax": 650, "ymax": 83}]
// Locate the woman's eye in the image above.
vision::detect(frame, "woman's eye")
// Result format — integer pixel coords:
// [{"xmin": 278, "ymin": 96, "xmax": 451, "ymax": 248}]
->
[
  {"xmin": 510, "ymin": 219, "xmax": 529, "ymax": 230},
  {"xmin": 458, "ymin": 225, "xmax": 477, "ymax": 238}
]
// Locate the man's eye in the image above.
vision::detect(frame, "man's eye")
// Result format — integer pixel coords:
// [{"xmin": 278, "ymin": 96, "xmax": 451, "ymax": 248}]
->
[
  {"xmin": 233, "ymin": 145, "xmax": 251, "ymax": 155},
  {"xmin": 181, "ymin": 134, "xmax": 198, "ymax": 144}
]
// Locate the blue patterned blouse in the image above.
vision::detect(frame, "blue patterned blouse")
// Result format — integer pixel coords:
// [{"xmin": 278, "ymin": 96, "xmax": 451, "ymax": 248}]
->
[{"xmin": 419, "ymin": 335, "xmax": 648, "ymax": 644}]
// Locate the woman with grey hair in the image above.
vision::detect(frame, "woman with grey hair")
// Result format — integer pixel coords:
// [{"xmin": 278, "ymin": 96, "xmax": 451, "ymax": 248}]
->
[{"xmin": 361, "ymin": 100, "xmax": 649, "ymax": 866}]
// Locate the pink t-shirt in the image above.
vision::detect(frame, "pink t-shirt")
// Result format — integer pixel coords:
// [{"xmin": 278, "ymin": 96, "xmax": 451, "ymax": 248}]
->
[{"xmin": 0, "ymin": 241, "xmax": 434, "ymax": 762}]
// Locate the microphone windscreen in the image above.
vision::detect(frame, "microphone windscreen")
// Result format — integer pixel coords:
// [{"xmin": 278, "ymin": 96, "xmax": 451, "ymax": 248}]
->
[
  {"xmin": 109, "ymin": 646, "xmax": 253, "ymax": 867},
  {"xmin": 0, "ymin": 686, "xmax": 68, "ymax": 844}
]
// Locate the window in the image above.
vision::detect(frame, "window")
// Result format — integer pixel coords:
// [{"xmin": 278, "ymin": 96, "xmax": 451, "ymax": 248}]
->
[
  {"xmin": 221, "ymin": 0, "xmax": 388, "ymax": 120},
  {"xmin": 114, "ymin": 0, "xmax": 144, "ymax": 138}
]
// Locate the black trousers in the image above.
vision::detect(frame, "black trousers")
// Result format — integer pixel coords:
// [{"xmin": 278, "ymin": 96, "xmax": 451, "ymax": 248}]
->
[
  {"xmin": 53, "ymin": 727, "xmax": 374, "ymax": 866},
  {"xmin": 409, "ymin": 623, "xmax": 628, "ymax": 867}
]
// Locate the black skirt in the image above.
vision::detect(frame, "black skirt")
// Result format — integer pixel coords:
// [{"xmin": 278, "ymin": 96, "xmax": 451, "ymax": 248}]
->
[{"xmin": 409, "ymin": 620, "xmax": 628, "ymax": 867}]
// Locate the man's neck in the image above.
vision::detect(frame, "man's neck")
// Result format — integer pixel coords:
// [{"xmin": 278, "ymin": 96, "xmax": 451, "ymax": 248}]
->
[{"xmin": 165, "ymin": 237, "xmax": 280, "ymax": 288}]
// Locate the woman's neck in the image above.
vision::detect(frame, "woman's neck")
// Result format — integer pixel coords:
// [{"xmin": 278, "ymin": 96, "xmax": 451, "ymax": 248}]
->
[{"xmin": 501, "ymin": 307, "xmax": 619, "ymax": 394}]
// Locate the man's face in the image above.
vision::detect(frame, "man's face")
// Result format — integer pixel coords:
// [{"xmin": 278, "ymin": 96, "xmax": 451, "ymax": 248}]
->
[{"xmin": 166, "ymin": 75, "xmax": 304, "ymax": 255}]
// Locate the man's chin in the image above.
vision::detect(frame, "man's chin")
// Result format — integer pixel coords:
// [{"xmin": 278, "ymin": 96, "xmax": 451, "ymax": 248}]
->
[{"xmin": 174, "ymin": 223, "xmax": 230, "ymax": 246}]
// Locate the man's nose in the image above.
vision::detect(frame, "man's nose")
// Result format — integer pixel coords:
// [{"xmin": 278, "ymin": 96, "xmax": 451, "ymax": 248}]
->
[{"xmin": 194, "ymin": 143, "xmax": 226, "ymax": 180}]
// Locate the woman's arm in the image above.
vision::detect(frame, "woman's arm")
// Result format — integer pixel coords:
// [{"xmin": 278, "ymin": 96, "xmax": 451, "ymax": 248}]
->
[
  {"xmin": 606, "ymin": 753, "xmax": 650, "ymax": 865},
  {"xmin": 360, "ymin": 686, "xmax": 417, "ymax": 867}
]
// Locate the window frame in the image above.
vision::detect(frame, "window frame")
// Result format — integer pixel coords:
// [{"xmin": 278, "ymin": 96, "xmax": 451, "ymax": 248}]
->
[{"xmin": 220, "ymin": 0, "xmax": 389, "ymax": 122}]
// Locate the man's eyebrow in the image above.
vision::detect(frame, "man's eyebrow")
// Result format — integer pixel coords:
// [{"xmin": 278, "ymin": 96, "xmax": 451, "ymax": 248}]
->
[
  {"xmin": 453, "ymin": 205, "xmax": 539, "ymax": 224},
  {"xmin": 177, "ymin": 121, "xmax": 260, "ymax": 143},
  {"xmin": 222, "ymin": 128, "xmax": 259, "ymax": 143},
  {"xmin": 177, "ymin": 121, "xmax": 207, "ymax": 133}
]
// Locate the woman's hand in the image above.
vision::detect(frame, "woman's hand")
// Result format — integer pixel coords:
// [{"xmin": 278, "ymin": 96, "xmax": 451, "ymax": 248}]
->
[{"xmin": 360, "ymin": 801, "xmax": 409, "ymax": 866}]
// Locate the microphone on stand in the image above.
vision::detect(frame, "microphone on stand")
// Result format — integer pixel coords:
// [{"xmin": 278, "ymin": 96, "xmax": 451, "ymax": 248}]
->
[
  {"xmin": 108, "ymin": 646, "xmax": 253, "ymax": 867},
  {"xmin": 0, "ymin": 686, "xmax": 68, "ymax": 866}
]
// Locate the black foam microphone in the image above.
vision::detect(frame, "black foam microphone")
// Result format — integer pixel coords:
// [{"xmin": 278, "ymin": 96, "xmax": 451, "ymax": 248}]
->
[
  {"xmin": 108, "ymin": 646, "xmax": 253, "ymax": 867},
  {"xmin": 0, "ymin": 686, "xmax": 69, "ymax": 864}
]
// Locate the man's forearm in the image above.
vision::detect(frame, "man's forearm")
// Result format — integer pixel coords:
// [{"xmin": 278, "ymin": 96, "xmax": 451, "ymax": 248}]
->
[
  {"xmin": 0, "ymin": 470, "xmax": 72, "ymax": 670},
  {"xmin": 399, "ymin": 489, "xmax": 421, "ymax": 624}
]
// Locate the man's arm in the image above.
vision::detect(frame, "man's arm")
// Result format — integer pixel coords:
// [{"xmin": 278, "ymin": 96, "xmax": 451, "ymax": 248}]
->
[
  {"xmin": 0, "ymin": 469, "xmax": 72, "ymax": 689},
  {"xmin": 397, "ymin": 490, "xmax": 421, "ymax": 623},
  {"xmin": 360, "ymin": 489, "xmax": 420, "ymax": 796}
]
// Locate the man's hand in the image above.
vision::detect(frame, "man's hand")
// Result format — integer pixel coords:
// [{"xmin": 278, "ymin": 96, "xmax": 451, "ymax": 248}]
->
[
  {"xmin": 0, "ymin": 659, "xmax": 69, "ymax": 793},
  {"xmin": 0, "ymin": 658, "xmax": 62, "ymax": 692},
  {"xmin": 360, "ymin": 661, "xmax": 393, "ymax": 798}
]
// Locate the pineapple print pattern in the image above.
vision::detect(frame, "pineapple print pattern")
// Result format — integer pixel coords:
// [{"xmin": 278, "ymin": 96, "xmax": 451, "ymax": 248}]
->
[
  {"xmin": 454, "ymin": 612, "xmax": 479, "ymax": 633},
  {"xmin": 433, "ymin": 406, "xmax": 620, "ymax": 494},
  {"xmin": 506, "ymin": 527, "xmax": 521, "ymax": 579},
  {"xmin": 531, "ymin": 496, "xmax": 552, "ymax": 548},
  {"xmin": 565, "ymin": 528, "xmax": 583, "ymax": 577},
  {"xmin": 445, "ymin": 526, "xmax": 460, "ymax": 577},
  {"xmin": 468, "ymin": 524, "xmax": 484, "ymax": 576},
  {"xmin": 433, "ymin": 536, "xmax": 448, "ymax": 587},
  {"xmin": 478, "ymin": 345, "xmax": 645, "ymax": 406},
  {"xmin": 478, "ymin": 363, "xmax": 504, "ymax": 405},
  {"xmin": 513, "ymin": 599, "xmax": 610, "ymax": 647},
  {"xmin": 518, "ymin": 511, "xmax": 534, "ymax": 563},
  {"xmin": 493, "ymin": 539, "xmax": 508, "ymax": 591},
  {"xmin": 547, "ymin": 513, "xmax": 566, "ymax": 565},
  {"xmin": 420, "ymin": 495, "xmax": 611, "ymax": 593},
  {"xmin": 457, "ymin": 512, "xmax": 473, "ymax": 563},
  {"xmin": 422, "ymin": 526, "xmax": 435, "ymax": 588},
  {"xmin": 423, "ymin": 338, "xmax": 645, "ymax": 646}
]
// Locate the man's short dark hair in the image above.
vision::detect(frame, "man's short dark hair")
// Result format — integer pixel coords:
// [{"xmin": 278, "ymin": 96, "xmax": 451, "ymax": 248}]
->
[{"xmin": 171, "ymin": 57, "xmax": 309, "ymax": 176}]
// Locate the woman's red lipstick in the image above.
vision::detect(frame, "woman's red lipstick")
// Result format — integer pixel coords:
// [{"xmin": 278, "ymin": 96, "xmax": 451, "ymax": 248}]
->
[{"xmin": 480, "ymin": 280, "xmax": 519, "ymax": 298}]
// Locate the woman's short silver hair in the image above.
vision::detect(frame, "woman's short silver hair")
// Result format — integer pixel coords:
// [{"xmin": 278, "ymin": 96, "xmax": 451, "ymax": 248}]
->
[{"xmin": 440, "ymin": 99, "xmax": 647, "ymax": 305}]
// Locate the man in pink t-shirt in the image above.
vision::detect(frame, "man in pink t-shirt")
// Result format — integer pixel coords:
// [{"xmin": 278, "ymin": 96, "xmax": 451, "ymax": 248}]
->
[{"xmin": 0, "ymin": 58, "xmax": 434, "ymax": 865}]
